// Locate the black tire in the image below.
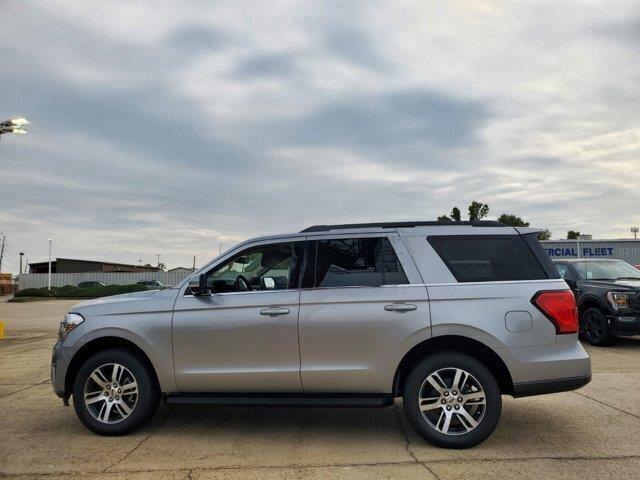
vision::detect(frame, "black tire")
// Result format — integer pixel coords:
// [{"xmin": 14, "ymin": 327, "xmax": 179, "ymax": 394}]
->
[
  {"xmin": 72, "ymin": 348, "xmax": 160, "ymax": 435},
  {"xmin": 581, "ymin": 308, "xmax": 615, "ymax": 346},
  {"xmin": 402, "ymin": 352, "xmax": 501, "ymax": 449}
]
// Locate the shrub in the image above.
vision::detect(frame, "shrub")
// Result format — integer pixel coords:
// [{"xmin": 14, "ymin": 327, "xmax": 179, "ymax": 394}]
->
[{"xmin": 14, "ymin": 284, "xmax": 148, "ymax": 299}]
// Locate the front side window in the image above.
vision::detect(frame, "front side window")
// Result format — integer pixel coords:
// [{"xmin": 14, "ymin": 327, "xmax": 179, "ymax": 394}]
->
[
  {"xmin": 428, "ymin": 235, "xmax": 548, "ymax": 282},
  {"xmin": 555, "ymin": 264, "xmax": 570, "ymax": 279},
  {"xmin": 206, "ymin": 242, "xmax": 301, "ymax": 293},
  {"xmin": 304, "ymin": 237, "xmax": 408, "ymax": 288}
]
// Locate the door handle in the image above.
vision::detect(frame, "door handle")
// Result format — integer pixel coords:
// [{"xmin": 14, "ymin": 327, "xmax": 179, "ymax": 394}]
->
[
  {"xmin": 260, "ymin": 307, "xmax": 290, "ymax": 316},
  {"xmin": 384, "ymin": 303, "xmax": 417, "ymax": 313}
]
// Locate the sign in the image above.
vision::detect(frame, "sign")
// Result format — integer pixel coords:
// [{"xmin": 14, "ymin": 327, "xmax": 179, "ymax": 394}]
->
[{"xmin": 545, "ymin": 247, "xmax": 614, "ymax": 258}]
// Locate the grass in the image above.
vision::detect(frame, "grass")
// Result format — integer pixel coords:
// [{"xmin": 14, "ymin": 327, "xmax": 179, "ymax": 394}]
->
[{"xmin": 11, "ymin": 284, "xmax": 149, "ymax": 302}]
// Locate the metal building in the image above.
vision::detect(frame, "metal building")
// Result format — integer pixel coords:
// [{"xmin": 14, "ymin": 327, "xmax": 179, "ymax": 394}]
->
[{"xmin": 540, "ymin": 239, "xmax": 640, "ymax": 265}]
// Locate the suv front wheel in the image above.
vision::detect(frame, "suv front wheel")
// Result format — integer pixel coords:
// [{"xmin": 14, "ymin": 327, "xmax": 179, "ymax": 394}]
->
[
  {"xmin": 402, "ymin": 352, "xmax": 501, "ymax": 448},
  {"xmin": 72, "ymin": 348, "xmax": 160, "ymax": 435}
]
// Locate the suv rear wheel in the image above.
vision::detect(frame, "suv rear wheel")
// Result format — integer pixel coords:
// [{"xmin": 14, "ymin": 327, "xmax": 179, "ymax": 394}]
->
[
  {"xmin": 72, "ymin": 348, "xmax": 160, "ymax": 435},
  {"xmin": 581, "ymin": 307, "xmax": 615, "ymax": 346},
  {"xmin": 402, "ymin": 352, "xmax": 501, "ymax": 449}
]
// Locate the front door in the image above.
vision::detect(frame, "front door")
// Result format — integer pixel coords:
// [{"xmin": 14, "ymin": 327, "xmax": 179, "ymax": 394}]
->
[{"xmin": 172, "ymin": 241, "xmax": 304, "ymax": 392}]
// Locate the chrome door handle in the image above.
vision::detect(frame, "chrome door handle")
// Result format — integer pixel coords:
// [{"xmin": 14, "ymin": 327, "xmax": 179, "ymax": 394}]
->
[
  {"xmin": 384, "ymin": 303, "xmax": 417, "ymax": 313},
  {"xmin": 260, "ymin": 307, "xmax": 290, "ymax": 316}
]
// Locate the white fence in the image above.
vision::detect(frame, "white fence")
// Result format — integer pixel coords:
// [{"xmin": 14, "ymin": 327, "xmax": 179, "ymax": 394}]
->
[{"xmin": 17, "ymin": 271, "xmax": 192, "ymax": 290}]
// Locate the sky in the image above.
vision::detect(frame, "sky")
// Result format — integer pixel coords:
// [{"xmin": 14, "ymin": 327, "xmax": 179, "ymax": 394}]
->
[{"xmin": 1, "ymin": 0, "xmax": 639, "ymax": 273}]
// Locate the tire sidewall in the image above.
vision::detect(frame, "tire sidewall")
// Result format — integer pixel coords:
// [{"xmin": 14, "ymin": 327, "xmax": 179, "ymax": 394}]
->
[
  {"xmin": 403, "ymin": 352, "xmax": 501, "ymax": 449},
  {"xmin": 72, "ymin": 348, "xmax": 159, "ymax": 435}
]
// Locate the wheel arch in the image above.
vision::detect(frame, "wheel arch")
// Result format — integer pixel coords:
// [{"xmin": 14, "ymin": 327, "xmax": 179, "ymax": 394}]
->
[
  {"xmin": 578, "ymin": 295, "xmax": 608, "ymax": 315},
  {"xmin": 392, "ymin": 335, "xmax": 514, "ymax": 397},
  {"xmin": 65, "ymin": 336, "xmax": 160, "ymax": 400}
]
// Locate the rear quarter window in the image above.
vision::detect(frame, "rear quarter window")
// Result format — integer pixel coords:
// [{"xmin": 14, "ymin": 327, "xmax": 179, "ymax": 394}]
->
[{"xmin": 427, "ymin": 234, "xmax": 549, "ymax": 282}]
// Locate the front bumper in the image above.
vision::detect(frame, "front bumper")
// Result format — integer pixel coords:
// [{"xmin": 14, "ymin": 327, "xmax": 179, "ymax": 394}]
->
[
  {"xmin": 51, "ymin": 340, "xmax": 72, "ymax": 400},
  {"xmin": 609, "ymin": 312, "xmax": 640, "ymax": 336}
]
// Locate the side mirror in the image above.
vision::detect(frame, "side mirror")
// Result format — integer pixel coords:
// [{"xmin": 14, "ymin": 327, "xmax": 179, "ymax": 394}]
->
[
  {"xmin": 188, "ymin": 274, "xmax": 210, "ymax": 296},
  {"xmin": 262, "ymin": 277, "xmax": 276, "ymax": 290}
]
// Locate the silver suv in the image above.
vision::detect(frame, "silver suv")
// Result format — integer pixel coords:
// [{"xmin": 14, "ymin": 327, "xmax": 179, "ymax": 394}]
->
[{"xmin": 51, "ymin": 221, "xmax": 591, "ymax": 448}]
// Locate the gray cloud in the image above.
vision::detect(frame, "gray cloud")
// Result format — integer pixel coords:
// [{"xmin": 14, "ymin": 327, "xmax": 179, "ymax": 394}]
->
[{"xmin": 0, "ymin": 1, "xmax": 639, "ymax": 272}]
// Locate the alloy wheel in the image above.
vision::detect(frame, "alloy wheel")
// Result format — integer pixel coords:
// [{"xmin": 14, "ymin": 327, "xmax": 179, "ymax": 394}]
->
[
  {"xmin": 583, "ymin": 311, "xmax": 604, "ymax": 342},
  {"xmin": 83, "ymin": 363, "xmax": 138, "ymax": 424},
  {"xmin": 418, "ymin": 367, "xmax": 486, "ymax": 436}
]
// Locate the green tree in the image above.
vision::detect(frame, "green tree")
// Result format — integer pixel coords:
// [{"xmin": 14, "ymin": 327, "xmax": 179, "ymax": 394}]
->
[
  {"xmin": 468, "ymin": 201, "xmax": 489, "ymax": 221},
  {"xmin": 450, "ymin": 207, "xmax": 461, "ymax": 222},
  {"xmin": 567, "ymin": 230, "xmax": 580, "ymax": 239},
  {"xmin": 538, "ymin": 229, "xmax": 552, "ymax": 240},
  {"xmin": 497, "ymin": 213, "xmax": 530, "ymax": 227}
]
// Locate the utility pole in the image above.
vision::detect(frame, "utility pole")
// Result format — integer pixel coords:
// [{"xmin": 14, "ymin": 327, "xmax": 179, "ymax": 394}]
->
[
  {"xmin": 19, "ymin": 252, "xmax": 24, "ymax": 274},
  {"xmin": 156, "ymin": 253, "xmax": 161, "ymax": 268},
  {"xmin": 219, "ymin": 243, "xmax": 223, "ymax": 255},
  {"xmin": 632, "ymin": 227, "xmax": 639, "ymax": 239},
  {"xmin": 0, "ymin": 235, "xmax": 5, "ymax": 272},
  {"xmin": 193, "ymin": 254, "xmax": 196, "ymax": 271},
  {"xmin": 47, "ymin": 239, "xmax": 52, "ymax": 290}
]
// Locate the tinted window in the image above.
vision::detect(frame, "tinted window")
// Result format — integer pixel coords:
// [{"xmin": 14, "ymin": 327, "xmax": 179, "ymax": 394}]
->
[
  {"xmin": 206, "ymin": 242, "xmax": 300, "ymax": 292},
  {"xmin": 309, "ymin": 237, "xmax": 408, "ymax": 288},
  {"xmin": 428, "ymin": 235, "xmax": 548, "ymax": 282}
]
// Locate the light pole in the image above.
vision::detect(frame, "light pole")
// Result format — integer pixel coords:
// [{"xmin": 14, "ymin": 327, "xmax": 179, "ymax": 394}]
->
[
  {"xmin": 632, "ymin": 227, "xmax": 639, "ymax": 239},
  {"xmin": 47, "ymin": 239, "xmax": 52, "ymax": 291},
  {"xmin": 19, "ymin": 252, "xmax": 24, "ymax": 275},
  {"xmin": 0, "ymin": 118, "xmax": 29, "ymax": 139}
]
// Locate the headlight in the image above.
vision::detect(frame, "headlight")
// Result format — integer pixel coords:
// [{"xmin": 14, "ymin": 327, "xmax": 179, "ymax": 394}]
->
[
  {"xmin": 607, "ymin": 292, "xmax": 631, "ymax": 311},
  {"xmin": 58, "ymin": 313, "xmax": 84, "ymax": 341}
]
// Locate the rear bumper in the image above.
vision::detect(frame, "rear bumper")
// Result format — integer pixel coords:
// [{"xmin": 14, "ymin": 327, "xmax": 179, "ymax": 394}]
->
[{"xmin": 512, "ymin": 374, "xmax": 591, "ymax": 397}]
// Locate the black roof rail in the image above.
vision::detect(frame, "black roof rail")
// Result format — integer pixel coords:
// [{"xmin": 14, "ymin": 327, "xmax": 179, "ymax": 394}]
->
[{"xmin": 300, "ymin": 220, "xmax": 505, "ymax": 233}]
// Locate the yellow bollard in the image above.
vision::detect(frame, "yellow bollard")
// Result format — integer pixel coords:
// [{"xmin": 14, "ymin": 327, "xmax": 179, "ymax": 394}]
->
[{"xmin": 0, "ymin": 321, "xmax": 4, "ymax": 339}]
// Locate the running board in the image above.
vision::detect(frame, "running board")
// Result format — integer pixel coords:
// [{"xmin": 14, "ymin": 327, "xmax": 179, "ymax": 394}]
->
[{"xmin": 164, "ymin": 393, "xmax": 394, "ymax": 408}]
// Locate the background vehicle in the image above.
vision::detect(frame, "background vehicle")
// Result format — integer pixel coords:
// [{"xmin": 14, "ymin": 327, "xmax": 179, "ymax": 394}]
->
[
  {"xmin": 554, "ymin": 259, "xmax": 640, "ymax": 346},
  {"xmin": 76, "ymin": 281, "xmax": 106, "ymax": 288},
  {"xmin": 52, "ymin": 221, "xmax": 590, "ymax": 448},
  {"xmin": 136, "ymin": 280, "xmax": 167, "ymax": 290}
]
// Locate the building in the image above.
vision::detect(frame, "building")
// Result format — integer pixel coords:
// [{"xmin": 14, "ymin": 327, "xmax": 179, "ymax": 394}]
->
[
  {"xmin": 28, "ymin": 258, "xmax": 160, "ymax": 274},
  {"xmin": 167, "ymin": 267, "xmax": 195, "ymax": 275},
  {"xmin": 541, "ymin": 239, "xmax": 640, "ymax": 265}
]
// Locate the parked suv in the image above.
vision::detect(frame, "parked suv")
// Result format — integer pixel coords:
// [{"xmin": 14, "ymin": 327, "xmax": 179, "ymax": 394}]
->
[
  {"xmin": 52, "ymin": 221, "xmax": 590, "ymax": 448},
  {"xmin": 553, "ymin": 259, "xmax": 640, "ymax": 346}
]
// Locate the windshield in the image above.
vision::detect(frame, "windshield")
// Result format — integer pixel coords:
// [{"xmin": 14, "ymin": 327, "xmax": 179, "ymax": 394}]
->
[{"xmin": 573, "ymin": 260, "xmax": 640, "ymax": 281}]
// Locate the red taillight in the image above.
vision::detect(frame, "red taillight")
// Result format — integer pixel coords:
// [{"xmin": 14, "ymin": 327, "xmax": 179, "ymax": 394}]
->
[{"xmin": 531, "ymin": 290, "xmax": 578, "ymax": 334}]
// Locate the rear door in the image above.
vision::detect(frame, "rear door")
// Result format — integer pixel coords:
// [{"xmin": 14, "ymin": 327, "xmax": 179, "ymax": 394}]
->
[{"xmin": 298, "ymin": 233, "xmax": 430, "ymax": 393}]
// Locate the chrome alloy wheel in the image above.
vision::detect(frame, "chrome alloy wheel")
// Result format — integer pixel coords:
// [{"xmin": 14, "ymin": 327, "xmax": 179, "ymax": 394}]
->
[
  {"xmin": 83, "ymin": 363, "xmax": 138, "ymax": 424},
  {"xmin": 418, "ymin": 367, "xmax": 486, "ymax": 436}
]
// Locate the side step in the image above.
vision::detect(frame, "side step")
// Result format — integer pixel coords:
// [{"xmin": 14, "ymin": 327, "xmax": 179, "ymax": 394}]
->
[{"xmin": 164, "ymin": 393, "xmax": 394, "ymax": 408}]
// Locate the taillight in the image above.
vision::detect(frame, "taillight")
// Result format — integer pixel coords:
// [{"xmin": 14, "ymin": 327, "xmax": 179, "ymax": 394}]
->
[{"xmin": 531, "ymin": 290, "xmax": 578, "ymax": 334}]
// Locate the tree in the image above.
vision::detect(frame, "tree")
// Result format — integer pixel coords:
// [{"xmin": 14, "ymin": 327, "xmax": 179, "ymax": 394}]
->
[
  {"xmin": 497, "ymin": 213, "xmax": 530, "ymax": 227},
  {"xmin": 538, "ymin": 229, "xmax": 552, "ymax": 240},
  {"xmin": 567, "ymin": 230, "xmax": 580, "ymax": 239},
  {"xmin": 468, "ymin": 201, "xmax": 489, "ymax": 221},
  {"xmin": 450, "ymin": 207, "xmax": 461, "ymax": 222}
]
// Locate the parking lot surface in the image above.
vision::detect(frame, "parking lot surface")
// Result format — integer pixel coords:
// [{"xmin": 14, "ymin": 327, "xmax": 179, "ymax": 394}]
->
[{"xmin": 1, "ymin": 298, "xmax": 639, "ymax": 479}]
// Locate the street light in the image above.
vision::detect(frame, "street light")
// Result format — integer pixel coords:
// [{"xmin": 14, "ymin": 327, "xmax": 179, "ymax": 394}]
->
[{"xmin": 0, "ymin": 118, "xmax": 29, "ymax": 138}]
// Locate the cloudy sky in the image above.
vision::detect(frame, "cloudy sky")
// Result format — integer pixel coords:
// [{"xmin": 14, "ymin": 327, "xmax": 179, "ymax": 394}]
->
[{"xmin": 1, "ymin": 1, "xmax": 639, "ymax": 273}]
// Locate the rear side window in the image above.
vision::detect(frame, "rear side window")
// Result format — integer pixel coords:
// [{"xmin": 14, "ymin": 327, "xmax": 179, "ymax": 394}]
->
[
  {"xmin": 303, "ymin": 237, "xmax": 408, "ymax": 288},
  {"xmin": 428, "ymin": 235, "xmax": 548, "ymax": 282}
]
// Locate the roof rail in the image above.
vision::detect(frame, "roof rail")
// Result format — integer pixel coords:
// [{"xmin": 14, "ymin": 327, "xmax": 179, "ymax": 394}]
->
[{"xmin": 300, "ymin": 220, "xmax": 505, "ymax": 233}]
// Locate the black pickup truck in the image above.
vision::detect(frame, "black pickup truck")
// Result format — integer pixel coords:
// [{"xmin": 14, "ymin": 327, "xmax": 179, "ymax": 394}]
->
[{"xmin": 553, "ymin": 259, "xmax": 640, "ymax": 346}]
